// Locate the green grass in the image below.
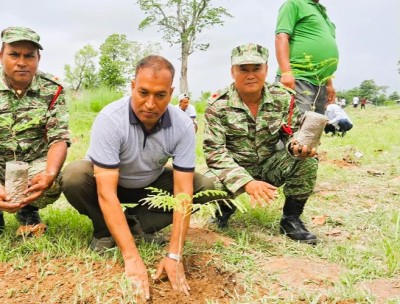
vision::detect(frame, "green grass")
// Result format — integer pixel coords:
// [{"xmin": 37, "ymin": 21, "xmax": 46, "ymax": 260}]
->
[{"xmin": 1, "ymin": 94, "xmax": 400, "ymax": 303}]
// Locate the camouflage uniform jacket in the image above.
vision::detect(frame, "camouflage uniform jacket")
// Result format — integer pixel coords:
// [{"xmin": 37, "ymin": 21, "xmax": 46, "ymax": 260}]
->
[
  {"xmin": 203, "ymin": 82, "xmax": 302, "ymax": 195},
  {"xmin": 0, "ymin": 68, "xmax": 71, "ymax": 178}
]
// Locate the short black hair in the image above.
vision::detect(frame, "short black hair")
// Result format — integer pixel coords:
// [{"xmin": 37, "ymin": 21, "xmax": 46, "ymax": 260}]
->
[{"xmin": 135, "ymin": 55, "xmax": 175, "ymax": 80}]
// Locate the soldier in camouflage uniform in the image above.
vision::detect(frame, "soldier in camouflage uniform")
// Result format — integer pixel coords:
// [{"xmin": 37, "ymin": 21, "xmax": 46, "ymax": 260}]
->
[
  {"xmin": 0, "ymin": 27, "xmax": 70, "ymax": 233},
  {"xmin": 203, "ymin": 43, "xmax": 318, "ymax": 244}
]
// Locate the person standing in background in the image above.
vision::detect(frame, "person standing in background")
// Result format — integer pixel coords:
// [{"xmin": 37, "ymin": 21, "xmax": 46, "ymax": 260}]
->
[
  {"xmin": 352, "ymin": 96, "xmax": 359, "ymax": 108},
  {"xmin": 360, "ymin": 97, "xmax": 367, "ymax": 109},
  {"xmin": 275, "ymin": 0, "xmax": 339, "ymax": 115},
  {"xmin": 177, "ymin": 93, "xmax": 198, "ymax": 132}
]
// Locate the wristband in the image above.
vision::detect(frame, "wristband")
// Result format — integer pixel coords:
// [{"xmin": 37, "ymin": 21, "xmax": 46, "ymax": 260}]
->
[
  {"xmin": 165, "ymin": 252, "xmax": 182, "ymax": 261},
  {"xmin": 281, "ymin": 71, "xmax": 293, "ymax": 76}
]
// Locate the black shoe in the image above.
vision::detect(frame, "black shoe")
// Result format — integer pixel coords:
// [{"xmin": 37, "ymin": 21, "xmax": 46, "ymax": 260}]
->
[
  {"xmin": 280, "ymin": 216, "xmax": 318, "ymax": 245},
  {"xmin": 90, "ymin": 236, "xmax": 116, "ymax": 253},
  {"xmin": 15, "ymin": 205, "xmax": 42, "ymax": 226},
  {"xmin": 0, "ymin": 211, "xmax": 4, "ymax": 233},
  {"xmin": 124, "ymin": 209, "xmax": 167, "ymax": 245},
  {"xmin": 210, "ymin": 205, "xmax": 237, "ymax": 228}
]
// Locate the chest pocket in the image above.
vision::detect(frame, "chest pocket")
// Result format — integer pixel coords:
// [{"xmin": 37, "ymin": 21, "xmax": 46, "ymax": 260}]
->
[
  {"xmin": 224, "ymin": 111, "xmax": 249, "ymax": 138},
  {"xmin": 146, "ymin": 138, "xmax": 173, "ymax": 167},
  {"xmin": 13, "ymin": 105, "xmax": 47, "ymax": 135}
]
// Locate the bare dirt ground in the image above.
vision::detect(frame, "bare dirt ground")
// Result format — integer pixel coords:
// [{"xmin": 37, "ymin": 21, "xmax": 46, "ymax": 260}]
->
[
  {"xmin": 1, "ymin": 226, "xmax": 400, "ymax": 303},
  {"xmin": 1, "ymin": 151, "xmax": 400, "ymax": 303},
  {"xmin": 0, "ymin": 229, "xmax": 239, "ymax": 304}
]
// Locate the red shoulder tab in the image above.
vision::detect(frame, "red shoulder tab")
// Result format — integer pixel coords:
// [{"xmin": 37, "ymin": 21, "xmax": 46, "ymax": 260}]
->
[{"xmin": 48, "ymin": 85, "xmax": 63, "ymax": 110}]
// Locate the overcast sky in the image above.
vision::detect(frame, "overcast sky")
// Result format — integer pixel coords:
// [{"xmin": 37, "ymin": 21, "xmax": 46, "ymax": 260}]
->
[{"xmin": 1, "ymin": 0, "xmax": 399, "ymax": 99}]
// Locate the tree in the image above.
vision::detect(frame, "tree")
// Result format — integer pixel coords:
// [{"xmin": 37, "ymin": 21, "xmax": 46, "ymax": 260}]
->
[
  {"xmin": 99, "ymin": 34, "xmax": 161, "ymax": 89},
  {"xmin": 398, "ymin": 60, "xmax": 400, "ymax": 74},
  {"xmin": 64, "ymin": 45, "xmax": 98, "ymax": 91},
  {"xmin": 358, "ymin": 79, "xmax": 388, "ymax": 102},
  {"xmin": 136, "ymin": 0, "xmax": 232, "ymax": 94},
  {"xmin": 336, "ymin": 87, "xmax": 359, "ymax": 106},
  {"xmin": 389, "ymin": 91, "xmax": 400, "ymax": 101}
]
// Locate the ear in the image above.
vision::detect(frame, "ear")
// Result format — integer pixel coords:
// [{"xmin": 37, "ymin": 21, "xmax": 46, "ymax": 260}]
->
[
  {"xmin": 230, "ymin": 66, "xmax": 235, "ymax": 79},
  {"xmin": 170, "ymin": 86, "xmax": 175, "ymax": 96},
  {"xmin": 131, "ymin": 79, "xmax": 136, "ymax": 90}
]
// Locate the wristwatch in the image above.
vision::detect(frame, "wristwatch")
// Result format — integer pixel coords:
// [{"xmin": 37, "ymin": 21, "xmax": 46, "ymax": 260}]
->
[{"xmin": 165, "ymin": 252, "xmax": 182, "ymax": 261}]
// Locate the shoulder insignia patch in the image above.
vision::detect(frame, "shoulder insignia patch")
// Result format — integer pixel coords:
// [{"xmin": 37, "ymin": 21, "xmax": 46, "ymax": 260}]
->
[
  {"xmin": 209, "ymin": 87, "xmax": 229, "ymax": 105},
  {"xmin": 38, "ymin": 70, "xmax": 63, "ymax": 86}
]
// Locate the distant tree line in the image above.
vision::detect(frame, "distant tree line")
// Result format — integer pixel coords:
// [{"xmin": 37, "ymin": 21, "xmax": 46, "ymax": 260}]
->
[{"xmin": 337, "ymin": 79, "xmax": 400, "ymax": 106}]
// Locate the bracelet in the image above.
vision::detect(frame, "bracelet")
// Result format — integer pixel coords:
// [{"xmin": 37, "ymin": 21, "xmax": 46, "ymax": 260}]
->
[{"xmin": 165, "ymin": 252, "xmax": 182, "ymax": 261}]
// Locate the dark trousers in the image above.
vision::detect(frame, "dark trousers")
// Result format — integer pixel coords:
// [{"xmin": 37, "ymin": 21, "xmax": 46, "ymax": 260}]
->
[
  {"xmin": 324, "ymin": 119, "xmax": 353, "ymax": 134},
  {"xmin": 276, "ymin": 77, "xmax": 328, "ymax": 115},
  {"xmin": 62, "ymin": 160, "xmax": 216, "ymax": 238}
]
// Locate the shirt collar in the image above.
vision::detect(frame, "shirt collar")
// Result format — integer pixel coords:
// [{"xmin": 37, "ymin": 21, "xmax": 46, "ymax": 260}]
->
[
  {"xmin": 307, "ymin": 0, "xmax": 327, "ymax": 12},
  {"xmin": 228, "ymin": 83, "xmax": 274, "ymax": 109},
  {"xmin": 129, "ymin": 99, "xmax": 172, "ymax": 133}
]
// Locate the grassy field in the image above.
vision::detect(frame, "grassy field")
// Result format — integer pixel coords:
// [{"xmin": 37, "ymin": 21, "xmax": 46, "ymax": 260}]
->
[{"xmin": 1, "ymin": 96, "xmax": 400, "ymax": 303}]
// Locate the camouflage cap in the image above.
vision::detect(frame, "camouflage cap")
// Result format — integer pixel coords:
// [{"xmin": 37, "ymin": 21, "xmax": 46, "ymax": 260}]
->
[
  {"xmin": 1, "ymin": 26, "xmax": 43, "ymax": 50},
  {"xmin": 231, "ymin": 43, "xmax": 268, "ymax": 66}
]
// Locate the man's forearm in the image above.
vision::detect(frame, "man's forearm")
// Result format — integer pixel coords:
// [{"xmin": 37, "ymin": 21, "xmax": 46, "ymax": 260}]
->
[
  {"xmin": 275, "ymin": 33, "xmax": 292, "ymax": 73},
  {"xmin": 168, "ymin": 204, "xmax": 191, "ymax": 257},
  {"xmin": 46, "ymin": 141, "xmax": 67, "ymax": 176},
  {"xmin": 99, "ymin": 196, "xmax": 141, "ymax": 261},
  {"xmin": 169, "ymin": 171, "xmax": 194, "ymax": 257}
]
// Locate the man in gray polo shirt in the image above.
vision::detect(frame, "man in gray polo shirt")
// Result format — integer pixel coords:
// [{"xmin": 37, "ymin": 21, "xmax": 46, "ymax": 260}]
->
[{"xmin": 62, "ymin": 55, "xmax": 215, "ymax": 299}]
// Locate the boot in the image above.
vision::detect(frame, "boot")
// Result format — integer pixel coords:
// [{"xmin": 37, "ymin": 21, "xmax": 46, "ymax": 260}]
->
[
  {"xmin": 15, "ymin": 205, "xmax": 47, "ymax": 236},
  {"xmin": 280, "ymin": 196, "xmax": 318, "ymax": 244},
  {"xmin": 210, "ymin": 204, "xmax": 237, "ymax": 228},
  {"xmin": 16, "ymin": 205, "xmax": 42, "ymax": 226},
  {"xmin": 124, "ymin": 208, "xmax": 167, "ymax": 245},
  {"xmin": 280, "ymin": 215, "xmax": 317, "ymax": 244},
  {"xmin": 0, "ymin": 211, "xmax": 4, "ymax": 233}
]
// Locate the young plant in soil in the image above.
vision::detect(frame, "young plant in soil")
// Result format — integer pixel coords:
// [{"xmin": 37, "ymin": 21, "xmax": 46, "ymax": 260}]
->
[{"xmin": 139, "ymin": 187, "xmax": 246, "ymax": 288}]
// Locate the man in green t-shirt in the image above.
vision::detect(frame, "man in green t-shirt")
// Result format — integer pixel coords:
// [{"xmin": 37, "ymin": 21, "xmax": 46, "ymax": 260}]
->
[{"xmin": 275, "ymin": 0, "xmax": 339, "ymax": 114}]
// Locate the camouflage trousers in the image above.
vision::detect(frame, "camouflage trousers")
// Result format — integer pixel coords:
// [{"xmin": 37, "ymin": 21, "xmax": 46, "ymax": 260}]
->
[
  {"xmin": 205, "ymin": 149, "xmax": 318, "ymax": 199},
  {"xmin": 0, "ymin": 157, "xmax": 62, "ymax": 209}
]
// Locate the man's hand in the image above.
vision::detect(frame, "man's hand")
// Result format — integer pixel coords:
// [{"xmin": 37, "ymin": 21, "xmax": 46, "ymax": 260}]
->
[
  {"xmin": 125, "ymin": 257, "xmax": 151, "ymax": 301},
  {"xmin": 153, "ymin": 256, "xmax": 190, "ymax": 296},
  {"xmin": 244, "ymin": 180, "xmax": 277, "ymax": 208},
  {"xmin": 0, "ymin": 185, "xmax": 22, "ymax": 213},
  {"xmin": 290, "ymin": 139, "xmax": 317, "ymax": 158},
  {"xmin": 280, "ymin": 74, "xmax": 296, "ymax": 90},
  {"xmin": 326, "ymin": 80, "xmax": 336, "ymax": 103},
  {"xmin": 22, "ymin": 172, "xmax": 55, "ymax": 206}
]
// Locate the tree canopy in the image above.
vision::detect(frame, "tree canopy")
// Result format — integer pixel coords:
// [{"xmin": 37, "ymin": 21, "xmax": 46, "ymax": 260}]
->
[
  {"xmin": 64, "ymin": 34, "xmax": 161, "ymax": 91},
  {"xmin": 64, "ymin": 45, "xmax": 98, "ymax": 91},
  {"xmin": 136, "ymin": 0, "xmax": 232, "ymax": 94},
  {"xmin": 99, "ymin": 34, "xmax": 161, "ymax": 89}
]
